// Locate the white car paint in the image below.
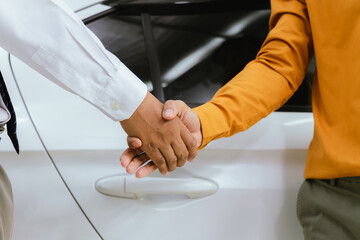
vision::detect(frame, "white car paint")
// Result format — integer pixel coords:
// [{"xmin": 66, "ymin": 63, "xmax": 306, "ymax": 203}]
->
[
  {"xmin": 0, "ymin": 1, "xmax": 314, "ymax": 239},
  {"xmin": 0, "ymin": 49, "xmax": 101, "ymax": 240}
]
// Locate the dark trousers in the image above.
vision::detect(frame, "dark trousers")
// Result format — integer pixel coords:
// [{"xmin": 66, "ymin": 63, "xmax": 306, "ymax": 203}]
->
[{"xmin": 297, "ymin": 178, "xmax": 360, "ymax": 240}]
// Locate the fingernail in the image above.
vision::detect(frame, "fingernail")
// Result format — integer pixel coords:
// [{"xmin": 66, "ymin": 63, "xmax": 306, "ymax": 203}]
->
[{"xmin": 164, "ymin": 109, "xmax": 173, "ymax": 117}]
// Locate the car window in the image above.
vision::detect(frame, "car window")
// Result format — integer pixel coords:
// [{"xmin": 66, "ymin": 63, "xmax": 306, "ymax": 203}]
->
[{"xmin": 86, "ymin": 8, "xmax": 313, "ymax": 112}]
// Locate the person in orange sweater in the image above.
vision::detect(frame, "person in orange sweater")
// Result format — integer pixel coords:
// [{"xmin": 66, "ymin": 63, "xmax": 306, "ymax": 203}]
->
[{"xmin": 121, "ymin": 0, "xmax": 360, "ymax": 238}]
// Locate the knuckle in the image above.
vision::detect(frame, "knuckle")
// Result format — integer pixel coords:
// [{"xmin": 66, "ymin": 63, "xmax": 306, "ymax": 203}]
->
[
  {"xmin": 189, "ymin": 148, "xmax": 197, "ymax": 158},
  {"xmin": 178, "ymin": 151, "xmax": 189, "ymax": 161},
  {"xmin": 165, "ymin": 100, "xmax": 175, "ymax": 105},
  {"xmin": 167, "ymin": 157, "xmax": 177, "ymax": 171},
  {"xmin": 189, "ymin": 138, "xmax": 197, "ymax": 149},
  {"xmin": 191, "ymin": 151, "xmax": 198, "ymax": 159},
  {"xmin": 154, "ymin": 157, "xmax": 164, "ymax": 166},
  {"xmin": 168, "ymin": 165, "xmax": 176, "ymax": 172},
  {"xmin": 145, "ymin": 142, "xmax": 157, "ymax": 151},
  {"xmin": 157, "ymin": 159, "xmax": 167, "ymax": 169},
  {"xmin": 175, "ymin": 100, "xmax": 184, "ymax": 105},
  {"xmin": 177, "ymin": 159, "xmax": 186, "ymax": 167},
  {"xmin": 157, "ymin": 164, "xmax": 167, "ymax": 174}
]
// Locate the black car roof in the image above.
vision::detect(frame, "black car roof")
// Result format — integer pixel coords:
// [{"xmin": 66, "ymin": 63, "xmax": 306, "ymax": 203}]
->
[{"xmin": 103, "ymin": 0, "xmax": 270, "ymax": 15}]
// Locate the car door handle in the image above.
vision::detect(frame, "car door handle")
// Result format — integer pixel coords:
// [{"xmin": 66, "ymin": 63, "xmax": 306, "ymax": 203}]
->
[{"xmin": 95, "ymin": 174, "xmax": 218, "ymax": 199}]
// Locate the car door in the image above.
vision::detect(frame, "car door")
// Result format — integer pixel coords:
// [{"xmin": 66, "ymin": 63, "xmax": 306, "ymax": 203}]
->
[
  {"xmin": 9, "ymin": 1, "xmax": 314, "ymax": 240},
  {"xmin": 0, "ymin": 47, "xmax": 102, "ymax": 240}
]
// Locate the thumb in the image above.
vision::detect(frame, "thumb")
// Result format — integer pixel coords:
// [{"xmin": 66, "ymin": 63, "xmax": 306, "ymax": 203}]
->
[
  {"xmin": 162, "ymin": 100, "xmax": 180, "ymax": 120},
  {"xmin": 127, "ymin": 136, "xmax": 142, "ymax": 149}
]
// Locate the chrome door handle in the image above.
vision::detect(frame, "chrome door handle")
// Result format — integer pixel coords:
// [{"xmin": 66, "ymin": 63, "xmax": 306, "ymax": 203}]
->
[{"xmin": 95, "ymin": 174, "xmax": 217, "ymax": 199}]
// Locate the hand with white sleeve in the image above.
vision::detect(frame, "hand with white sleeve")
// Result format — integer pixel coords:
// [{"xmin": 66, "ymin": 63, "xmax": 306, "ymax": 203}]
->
[{"xmin": 120, "ymin": 100, "xmax": 202, "ymax": 178}]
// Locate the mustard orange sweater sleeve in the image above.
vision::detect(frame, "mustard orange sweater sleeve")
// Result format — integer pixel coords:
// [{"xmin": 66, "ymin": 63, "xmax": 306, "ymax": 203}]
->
[{"xmin": 194, "ymin": 0, "xmax": 314, "ymax": 149}]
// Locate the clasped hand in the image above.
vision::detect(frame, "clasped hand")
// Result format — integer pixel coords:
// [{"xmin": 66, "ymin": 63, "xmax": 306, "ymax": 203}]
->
[{"xmin": 120, "ymin": 93, "xmax": 202, "ymax": 178}]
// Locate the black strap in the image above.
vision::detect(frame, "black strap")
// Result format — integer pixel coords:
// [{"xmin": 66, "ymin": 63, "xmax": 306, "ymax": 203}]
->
[{"xmin": 0, "ymin": 71, "xmax": 19, "ymax": 154}]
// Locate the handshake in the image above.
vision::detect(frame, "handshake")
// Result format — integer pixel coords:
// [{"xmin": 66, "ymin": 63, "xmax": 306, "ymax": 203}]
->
[{"xmin": 120, "ymin": 92, "xmax": 202, "ymax": 178}]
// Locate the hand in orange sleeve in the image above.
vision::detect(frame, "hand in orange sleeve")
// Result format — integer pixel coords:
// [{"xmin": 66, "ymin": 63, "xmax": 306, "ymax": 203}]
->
[{"xmin": 120, "ymin": 99, "xmax": 202, "ymax": 178}]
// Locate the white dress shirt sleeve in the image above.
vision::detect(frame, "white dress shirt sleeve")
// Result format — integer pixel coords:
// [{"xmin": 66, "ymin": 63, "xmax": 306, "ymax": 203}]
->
[{"xmin": 0, "ymin": 0, "xmax": 148, "ymax": 121}]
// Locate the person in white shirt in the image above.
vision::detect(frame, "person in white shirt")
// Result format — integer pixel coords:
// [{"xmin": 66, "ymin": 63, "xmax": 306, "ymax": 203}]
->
[{"xmin": 0, "ymin": 0, "xmax": 197, "ymax": 238}]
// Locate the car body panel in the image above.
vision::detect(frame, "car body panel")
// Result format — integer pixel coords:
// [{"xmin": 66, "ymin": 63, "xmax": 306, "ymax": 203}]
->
[
  {"xmin": 48, "ymin": 148, "xmax": 307, "ymax": 240},
  {"xmin": 0, "ymin": 50, "xmax": 101, "ymax": 240}
]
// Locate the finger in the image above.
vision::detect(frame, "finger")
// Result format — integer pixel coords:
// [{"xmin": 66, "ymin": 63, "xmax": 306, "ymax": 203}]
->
[
  {"xmin": 159, "ymin": 146, "xmax": 178, "ymax": 172},
  {"xmin": 145, "ymin": 149, "xmax": 168, "ymax": 175},
  {"xmin": 120, "ymin": 148, "xmax": 138, "ymax": 168},
  {"xmin": 135, "ymin": 162, "xmax": 157, "ymax": 178},
  {"xmin": 126, "ymin": 152, "xmax": 150, "ymax": 174},
  {"xmin": 127, "ymin": 136, "xmax": 142, "ymax": 149},
  {"xmin": 180, "ymin": 126, "xmax": 197, "ymax": 162},
  {"xmin": 162, "ymin": 100, "xmax": 179, "ymax": 120},
  {"xmin": 171, "ymin": 140, "xmax": 188, "ymax": 168}
]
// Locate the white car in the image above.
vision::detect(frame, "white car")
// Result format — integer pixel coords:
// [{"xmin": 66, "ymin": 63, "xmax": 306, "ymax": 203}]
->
[{"xmin": 0, "ymin": 1, "xmax": 314, "ymax": 239}]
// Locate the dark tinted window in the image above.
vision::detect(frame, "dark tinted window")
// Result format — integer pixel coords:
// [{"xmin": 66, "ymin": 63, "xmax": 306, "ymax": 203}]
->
[
  {"xmin": 87, "ymin": 15, "xmax": 151, "ymax": 85},
  {"xmin": 86, "ymin": 8, "xmax": 313, "ymax": 112}
]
